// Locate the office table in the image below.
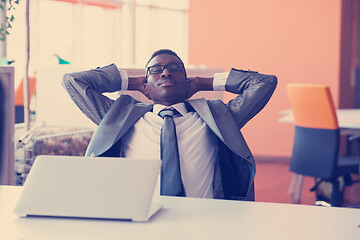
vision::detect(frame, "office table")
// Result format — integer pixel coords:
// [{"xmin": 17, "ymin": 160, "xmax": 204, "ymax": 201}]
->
[
  {"xmin": 279, "ymin": 108, "xmax": 360, "ymax": 151},
  {"xmin": 1, "ymin": 186, "xmax": 360, "ymax": 240},
  {"xmin": 278, "ymin": 109, "xmax": 360, "ymax": 130},
  {"xmin": 279, "ymin": 108, "xmax": 360, "ymax": 150}
]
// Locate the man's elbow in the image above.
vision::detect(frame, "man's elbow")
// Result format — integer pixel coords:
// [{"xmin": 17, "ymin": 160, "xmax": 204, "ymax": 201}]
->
[
  {"xmin": 267, "ymin": 75, "xmax": 278, "ymax": 91},
  {"xmin": 268, "ymin": 75, "xmax": 278, "ymax": 84},
  {"xmin": 62, "ymin": 73, "xmax": 75, "ymax": 90}
]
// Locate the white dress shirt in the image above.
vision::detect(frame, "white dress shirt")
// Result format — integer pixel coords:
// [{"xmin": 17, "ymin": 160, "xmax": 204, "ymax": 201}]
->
[{"xmin": 119, "ymin": 70, "xmax": 229, "ymax": 198}]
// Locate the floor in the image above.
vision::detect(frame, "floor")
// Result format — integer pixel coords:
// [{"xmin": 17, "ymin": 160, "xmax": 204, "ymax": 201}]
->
[
  {"xmin": 255, "ymin": 161, "xmax": 316, "ymax": 205},
  {"xmin": 254, "ymin": 160, "xmax": 360, "ymax": 207}
]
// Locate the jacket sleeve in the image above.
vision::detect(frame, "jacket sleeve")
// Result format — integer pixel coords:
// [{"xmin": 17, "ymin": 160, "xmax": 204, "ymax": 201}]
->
[
  {"xmin": 225, "ymin": 68, "xmax": 277, "ymax": 129},
  {"xmin": 62, "ymin": 63, "xmax": 123, "ymax": 125}
]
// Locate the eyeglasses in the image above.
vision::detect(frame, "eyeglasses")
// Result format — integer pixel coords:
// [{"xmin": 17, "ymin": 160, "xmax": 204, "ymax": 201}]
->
[{"xmin": 146, "ymin": 63, "xmax": 184, "ymax": 77}]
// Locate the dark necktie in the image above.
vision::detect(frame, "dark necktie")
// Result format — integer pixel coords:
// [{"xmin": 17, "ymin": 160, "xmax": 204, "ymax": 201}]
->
[{"xmin": 158, "ymin": 108, "xmax": 185, "ymax": 196}]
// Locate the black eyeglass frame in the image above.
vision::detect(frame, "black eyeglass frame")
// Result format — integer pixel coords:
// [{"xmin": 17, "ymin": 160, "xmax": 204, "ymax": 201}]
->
[{"xmin": 145, "ymin": 62, "xmax": 185, "ymax": 80}]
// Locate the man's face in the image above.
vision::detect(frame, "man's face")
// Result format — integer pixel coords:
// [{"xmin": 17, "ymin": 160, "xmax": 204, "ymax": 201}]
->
[{"xmin": 144, "ymin": 54, "xmax": 188, "ymax": 106}]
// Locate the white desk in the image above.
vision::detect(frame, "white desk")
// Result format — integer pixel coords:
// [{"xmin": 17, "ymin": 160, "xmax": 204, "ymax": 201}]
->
[
  {"xmin": 278, "ymin": 109, "xmax": 360, "ymax": 129},
  {"xmin": 279, "ymin": 109, "xmax": 360, "ymax": 141},
  {"xmin": 1, "ymin": 186, "xmax": 360, "ymax": 240}
]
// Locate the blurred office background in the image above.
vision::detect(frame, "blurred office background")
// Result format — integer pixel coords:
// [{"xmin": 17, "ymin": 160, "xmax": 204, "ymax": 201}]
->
[{"xmin": 1, "ymin": 0, "xmax": 359, "ymax": 205}]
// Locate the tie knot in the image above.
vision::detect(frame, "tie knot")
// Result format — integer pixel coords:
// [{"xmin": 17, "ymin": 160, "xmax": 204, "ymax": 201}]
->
[{"xmin": 158, "ymin": 108, "xmax": 180, "ymax": 119}]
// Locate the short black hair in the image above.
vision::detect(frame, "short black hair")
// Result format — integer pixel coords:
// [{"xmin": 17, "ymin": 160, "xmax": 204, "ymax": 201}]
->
[{"xmin": 145, "ymin": 49, "xmax": 184, "ymax": 68}]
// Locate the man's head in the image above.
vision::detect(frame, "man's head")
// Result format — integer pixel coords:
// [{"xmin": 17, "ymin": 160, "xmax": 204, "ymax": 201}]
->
[{"xmin": 144, "ymin": 49, "xmax": 189, "ymax": 106}]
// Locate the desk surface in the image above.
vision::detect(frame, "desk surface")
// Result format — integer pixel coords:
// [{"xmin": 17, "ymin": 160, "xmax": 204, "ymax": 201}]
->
[
  {"xmin": 279, "ymin": 109, "xmax": 360, "ymax": 130},
  {"xmin": 1, "ymin": 186, "xmax": 360, "ymax": 240}
]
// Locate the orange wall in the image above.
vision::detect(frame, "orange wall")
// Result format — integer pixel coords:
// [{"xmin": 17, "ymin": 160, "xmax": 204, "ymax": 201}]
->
[{"xmin": 188, "ymin": 0, "xmax": 342, "ymax": 157}]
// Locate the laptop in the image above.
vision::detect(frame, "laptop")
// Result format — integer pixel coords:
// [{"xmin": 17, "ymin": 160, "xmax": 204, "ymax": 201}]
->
[{"xmin": 14, "ymin": 155, "xmax": 163, "ymax": 222}]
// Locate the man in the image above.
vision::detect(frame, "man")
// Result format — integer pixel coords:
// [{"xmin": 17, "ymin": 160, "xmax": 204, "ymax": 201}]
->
[{"xmin": 62, "ymin": 49, "xmax": 277, "ymax": 201}]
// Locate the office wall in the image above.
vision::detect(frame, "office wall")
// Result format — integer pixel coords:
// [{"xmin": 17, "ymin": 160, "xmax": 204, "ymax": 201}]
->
[{"xmin": 188, "ymin": 0, "xmax": 342, "ymax": 158}]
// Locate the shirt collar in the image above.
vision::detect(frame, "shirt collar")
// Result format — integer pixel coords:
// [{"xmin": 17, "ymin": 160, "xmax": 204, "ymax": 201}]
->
[{"xmin": 153, "ymin": 102, "xmax": 188, "ymax": 116}]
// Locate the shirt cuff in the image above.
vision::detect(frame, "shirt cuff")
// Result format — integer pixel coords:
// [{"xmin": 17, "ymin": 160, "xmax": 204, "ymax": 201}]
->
[
  {"xmin": 118, "ymin": 68, "xmax": 129, "ymax": 90},
  {"xmin": 213, "ymin": 72, "xmax": 229, "ymax": 91}
]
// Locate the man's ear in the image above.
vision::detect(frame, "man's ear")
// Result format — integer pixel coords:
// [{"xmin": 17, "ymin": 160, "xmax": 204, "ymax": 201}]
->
[{"xmin": 143, "ymin": 83, "xmax": 151, "ymax": 100}]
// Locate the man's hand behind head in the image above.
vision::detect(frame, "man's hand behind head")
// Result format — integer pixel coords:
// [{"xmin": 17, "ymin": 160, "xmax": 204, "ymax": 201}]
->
[
  {"xmin": 186, "ymin": 76, "xmax": 214, "ymax": 99},
  {"xmin": 186, "ymin": 77, "xmax": 200, "ymax": 99},
  {"xmin": 128, "ymin": 76, "xmax": 151, "ymax": 99}
]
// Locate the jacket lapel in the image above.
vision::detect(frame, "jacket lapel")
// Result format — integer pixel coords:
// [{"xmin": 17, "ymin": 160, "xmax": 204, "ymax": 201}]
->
[
  {"xmin": 188, "ymin": 98, "xmax": 252, "ymax": 161},
  {"xmin": 115, "ymin": 103, "xmax": 153, "ymax": 141},
  {"xmin": 187, "ymin": 98, "xmax": 224, "ymax": 142},
  {"xmin": 87, "ymin": 102, "xmax": 153, "ymax": 156}
]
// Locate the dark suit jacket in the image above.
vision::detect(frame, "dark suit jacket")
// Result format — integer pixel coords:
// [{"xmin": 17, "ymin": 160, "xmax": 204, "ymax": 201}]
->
[{"xmin": 62, "ymin": 64, "xmax": 277, "ymax": 201}]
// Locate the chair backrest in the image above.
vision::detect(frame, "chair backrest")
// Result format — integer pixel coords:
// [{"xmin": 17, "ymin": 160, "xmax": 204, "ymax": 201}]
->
[
  {"xmin": 287, "ymin": 84, "xmax": 338, "ymax": 129},
  {"xmin": 287, "ymin": 84, "xmax": 339, "ymax": 179},
  {"xmin": 14, "ymin": 77, "xmax": 36, "ymax": 106}
]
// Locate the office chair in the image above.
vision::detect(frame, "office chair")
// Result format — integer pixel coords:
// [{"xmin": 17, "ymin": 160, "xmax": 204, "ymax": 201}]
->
[
  {"xmin": 14, "ymin": 77, "xmax": 36, "ymax": 123},
  {"xmin": 287, "ymin": 84, "xmax": 359, "ymax": 207}
]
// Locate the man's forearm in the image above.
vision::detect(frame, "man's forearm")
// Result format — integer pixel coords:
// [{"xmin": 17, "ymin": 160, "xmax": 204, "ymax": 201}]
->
[
  {"xmin": 195, "ymin": 77, "xmax": 214, "ymax": 91},
  {"xmin": 225, "ymin": 69, "xmax": 277, "ymax": 95},
  {"xmin": 225, "ymin": 68, "xmax": 277, "ymax": 129},
  {"xmin": 128, "ymin": 76, "xmax": 145, "ymax": 92},
  {"xmin": 62, "ymin": 64, "xmax": 123, "ymax": 125},
  {"xmin": 186, "ymin": 76, "xmax": 214, "ymax": 99}
]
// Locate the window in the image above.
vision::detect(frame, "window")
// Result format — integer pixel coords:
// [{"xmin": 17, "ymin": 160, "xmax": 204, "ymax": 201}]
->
[
  {"xmin": 7, "ymin": 0, "xmax": 189, "ymax": 84},
  {"xmin": 135, "ymin": 0, "xmax": 188, "ymax": 66}
]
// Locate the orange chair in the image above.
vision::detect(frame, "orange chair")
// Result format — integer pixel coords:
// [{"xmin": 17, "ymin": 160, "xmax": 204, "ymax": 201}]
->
[
  {"xmin": 14, "ymin": 77, "xmax": 36, "ymax": 106},
  {"xmin": 14, "ymin": 77, "xmax": 36, "ymax": 123},
  {"xmin": 287, "ymin": 84, "xmax": 359, "ymax": 206}
]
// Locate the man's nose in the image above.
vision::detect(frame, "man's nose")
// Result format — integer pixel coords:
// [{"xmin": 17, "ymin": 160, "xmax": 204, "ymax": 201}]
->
[{"xmin": 161, "ymin": 67, "xmax": 173, "ymax": 78}]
